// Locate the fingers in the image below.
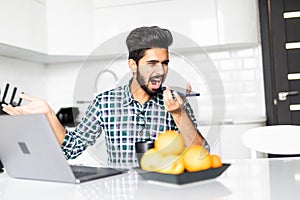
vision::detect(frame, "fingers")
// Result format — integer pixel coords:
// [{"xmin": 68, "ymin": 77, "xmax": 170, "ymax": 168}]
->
[
  {"xmin": 186, "ymin": 82, "xmax": 192, "ymax": 95},
  {"xmin": 163, "ymin": 87, "xmax": 183, "ymax": 106},
  {"xmin": 1, "ymin": 104, "xmax": 26, "ymax": 115},
  {"xmin": 163, "ymin": 87, "xmax": 173, "ymax": 104},
  {"xmin": 19, "ymin": 93, "xmax": 35, "ymax": 102},
  {"xmin": 173, "ymin": 91, "xmax": 183, "ymax": 105}
]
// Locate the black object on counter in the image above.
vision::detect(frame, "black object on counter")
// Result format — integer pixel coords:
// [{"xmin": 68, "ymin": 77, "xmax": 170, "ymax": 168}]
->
[
  {"xmin": 1, "ymin": 83, "xmax": 9, "ymax": 103},
  {"xmin": 0, "ymin": 83, "xmax": 23, "ymax": 115},
  {"xmin": 0, "ymin": 83, "xmax": 10, "ymax": 115},
  {"xmin": 135, "ymin": 139, "xmax": 154, "ymax": 166},
  {"xmin": 56, "ymin": 107, "xmax": 79, "ymax": 127},
  {"xmin": 0, "ymin": 160, "xmax": 3, "ymax": 173}
]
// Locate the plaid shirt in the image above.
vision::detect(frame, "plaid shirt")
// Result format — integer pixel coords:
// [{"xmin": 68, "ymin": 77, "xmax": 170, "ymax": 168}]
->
[{"xmin": 61, "ymin": 82, "xmax": 208, "ymax": 168}]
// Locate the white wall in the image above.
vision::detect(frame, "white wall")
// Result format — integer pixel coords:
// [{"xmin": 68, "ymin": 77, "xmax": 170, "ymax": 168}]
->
[
  {"xmin": 43, "ymin": 45, "xmax": 265, "ymax": 119},
  {"xmin": 45, "ymin": 62, "xmax": 82, "ymax": 112},
  {"xmin": 0, "ymin": 56, "xmax": 47, "ymax": 102},
  {"xmin": 208, "ymin": 47, "xmax": 265, "ymax": 119}
]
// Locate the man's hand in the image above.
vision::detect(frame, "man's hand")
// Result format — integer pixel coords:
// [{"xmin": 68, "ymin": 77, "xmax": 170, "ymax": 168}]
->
[
  {"xmin": 163, "ymin": 83, "xmax": 206, "ymax": 147},
  {"xmin": 163, "ymin": 87, "xmax": 184, "ymax": 115},
  {"xmin": 1, "ymin": 93, "xmax": 51, "ymax": 116},
  {"xmin": 163, "ymin": 82, "xmax": 192, "ymax": 114},
  {"xmin": 1, "ymin": 93, "xmax": 66, "ymax": 146}
]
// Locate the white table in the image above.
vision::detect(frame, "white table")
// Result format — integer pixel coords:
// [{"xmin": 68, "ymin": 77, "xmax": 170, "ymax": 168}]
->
[
  {"xmin": 0, "ymin": 158, "xmax": 300, "ymax": 200},
  {"xmin": 242, "ymin": 125, "xmax": 300, "ymax": 158}
]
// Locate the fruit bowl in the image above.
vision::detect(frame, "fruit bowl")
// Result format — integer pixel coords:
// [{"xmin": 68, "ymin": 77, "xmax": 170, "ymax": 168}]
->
[{"xmin": 136, "ymin": 163, "xmax": 230, "ymax": 185}]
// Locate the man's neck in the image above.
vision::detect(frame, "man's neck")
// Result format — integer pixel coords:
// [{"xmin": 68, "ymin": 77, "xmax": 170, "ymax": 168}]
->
[{"xmin": 130, "ymin": 79, "xmax": 150, "ymax": 105}]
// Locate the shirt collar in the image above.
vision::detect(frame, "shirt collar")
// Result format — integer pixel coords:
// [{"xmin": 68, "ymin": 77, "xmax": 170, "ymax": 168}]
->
[
  {"xmin": 122, "ymin": 83, "xmax": 134, "ymax": 107},
  {"xmin": 122, "ymin": 81, "xmax": 164, "ymax": 108}
]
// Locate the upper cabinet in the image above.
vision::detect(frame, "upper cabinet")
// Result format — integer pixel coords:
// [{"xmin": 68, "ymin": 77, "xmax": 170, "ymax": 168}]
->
[
  {"xmin": 0, "ymin": 0, "xmax": 47, "ymax": 53},
  {"xmin": 0, "ymin": 0, "xmax": 94, "ymax": 56},
  {"xmin": 93, "ymin": 0, "xmax": 259, "ymax": 49},
  {"xmin": 216, "ymin": 0, "xmax": 259, "ymax": 45},
  {"xmin": 93, "ymin": 0, "xmax": 219, "ymax": 48},
  {"xmin": 0, "ymin": 0, "xmax": 259, "ymax": 62},
  {"xmin": 46, "ymin": 0, "xmax": 94, "ymax": 55}
]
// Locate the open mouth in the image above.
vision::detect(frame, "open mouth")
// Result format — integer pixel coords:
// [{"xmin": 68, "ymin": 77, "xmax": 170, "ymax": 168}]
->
[{"xmin": 149, "ymin": 76, "xmax": 163, "ymax": 90}]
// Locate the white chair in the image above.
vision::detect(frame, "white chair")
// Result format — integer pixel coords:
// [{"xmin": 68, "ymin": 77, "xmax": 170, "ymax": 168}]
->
[{"xmin": 242, "ymin": 125, "xmax": 300, "ymax": 158}]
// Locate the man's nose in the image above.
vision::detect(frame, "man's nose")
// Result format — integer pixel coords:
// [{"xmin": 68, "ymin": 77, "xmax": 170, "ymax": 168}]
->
[{"xmin": 155, "ymin": 63, "xmax": 166, "ymax": 73}]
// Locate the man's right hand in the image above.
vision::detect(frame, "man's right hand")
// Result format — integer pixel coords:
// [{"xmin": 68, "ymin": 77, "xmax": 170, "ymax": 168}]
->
[{"xmin": 1, "ymin": 93, "xmax": 51, "ymax": 116}]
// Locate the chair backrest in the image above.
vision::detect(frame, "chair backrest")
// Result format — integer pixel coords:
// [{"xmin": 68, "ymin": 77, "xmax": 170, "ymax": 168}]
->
[{"xmin": 242, "ymin": 125, "xmax": 300, "ymax": 158}]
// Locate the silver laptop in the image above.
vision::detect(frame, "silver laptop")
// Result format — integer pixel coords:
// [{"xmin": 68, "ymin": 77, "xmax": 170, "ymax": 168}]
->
[{"xmin": 0, "ymin": 114, "xmax": 125, "ymax": 184}]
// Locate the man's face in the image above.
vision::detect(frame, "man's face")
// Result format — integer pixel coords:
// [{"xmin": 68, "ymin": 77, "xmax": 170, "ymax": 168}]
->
[{"xmin": 136, "ymin": 48, "xmax": 169, "ymax": 96}]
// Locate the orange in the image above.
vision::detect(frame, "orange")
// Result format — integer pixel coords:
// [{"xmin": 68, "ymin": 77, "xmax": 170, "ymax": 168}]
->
[
  {"xmin": 140, "ymin": 148, "xmax": 163, "ymax": 171},
  {"xmin": 157, "ymin": 155, "xmax": 185, "ymax": 174},
  {"xmin": 210, "ymin": 154, "xmax": 223, "ymax": 168},
  {"xmin": 155, "ymin": 130, "xmax": 185, "ymax": 156},
  {"xmin": 183, "ymin": 145, "xmax": 212, "ymax": 172}
]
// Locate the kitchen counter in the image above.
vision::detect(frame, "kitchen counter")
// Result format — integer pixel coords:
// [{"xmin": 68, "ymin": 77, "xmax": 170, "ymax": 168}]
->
[{"xmin": 0, "ymin": 158, "xmax": 300, "ymax": 200}]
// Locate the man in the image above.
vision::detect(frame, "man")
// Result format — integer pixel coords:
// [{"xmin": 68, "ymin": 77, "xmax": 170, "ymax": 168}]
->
[{"xmin": 2, "ymin": 26, "xmax": 209, "ymax": 168}]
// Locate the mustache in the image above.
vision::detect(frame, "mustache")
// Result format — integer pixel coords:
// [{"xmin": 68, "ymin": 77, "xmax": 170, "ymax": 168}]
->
[{"xmin": 149, "ymin": 75, "xmax": 164, "ymax": 81}]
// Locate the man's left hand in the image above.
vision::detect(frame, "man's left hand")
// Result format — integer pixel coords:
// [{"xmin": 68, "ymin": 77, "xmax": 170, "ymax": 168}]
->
[{"xmin": 163, "ymin": 87, "xmax": 184, "ymax": 115}]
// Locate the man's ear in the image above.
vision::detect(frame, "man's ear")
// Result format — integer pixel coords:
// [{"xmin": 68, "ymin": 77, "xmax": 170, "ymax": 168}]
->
[{"xmin": 128, "ymin": 59, "xmax": 137, "ymax": 73}]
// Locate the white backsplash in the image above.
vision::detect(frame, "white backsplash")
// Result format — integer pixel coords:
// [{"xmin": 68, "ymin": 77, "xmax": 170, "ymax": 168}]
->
[
  {"xmin": 208, "ymin": 46, "xmax": 265, "ymax": 121},
  {"xmin": 0, "ymin": 56, "xmax": 47, "ymax": 104},
  {"xmin": 0, "ymin": 45, "xmax": 265, "ymax": 122},
  {"xmin": 0, "ymin": 46, "xmax": 265, "ymax": 160}
]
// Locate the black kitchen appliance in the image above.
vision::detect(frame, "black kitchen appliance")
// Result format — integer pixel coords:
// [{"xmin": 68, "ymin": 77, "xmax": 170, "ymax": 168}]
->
[
  {"xmin": 56, "ymin": 107, "xmax": 79, "ymax": 127},
  {"xmin": 0, "ymin": 83, "xmax": 23, "ymax": 115},
  {"xmin": 0, "ymin": 160, "xmax": 3, "ymax": 173}
]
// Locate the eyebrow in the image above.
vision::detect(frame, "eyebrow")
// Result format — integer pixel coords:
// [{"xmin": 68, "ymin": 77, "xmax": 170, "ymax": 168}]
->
[{"xmin": 146, "ymin": 59, "xmax": 169, "ymax": 64}]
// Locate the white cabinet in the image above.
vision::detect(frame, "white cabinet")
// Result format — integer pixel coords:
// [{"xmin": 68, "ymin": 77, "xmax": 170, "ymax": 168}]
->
[
  {"xmin": 216, "ymin": 0, "xmax": 259, "ymax": 45},
  {"xmin": 46, "ymin": 0, "xmax": 94, "ymax": 55},
  {"xmin": 0, "ymin": 0, "xmax": 47, "ymax": 53},
  {"xmin": 93, "ymin": 0, "xmax": 258, "ymax": 49},
  {"xmin": 93, "ymin": 0, "xmax": 219, "ymax": 47},
  {"xmin": 0, "ymin": 0, "xmax": 94, "ymax": 56},
  {"xmin": 0, "ymin": 0, "xmax": 259, "ymax": 62}
]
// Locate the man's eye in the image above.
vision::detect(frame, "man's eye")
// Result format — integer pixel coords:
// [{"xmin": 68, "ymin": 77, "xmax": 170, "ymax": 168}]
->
[{"xmin": 148, "ymin": 62, "xmax": 157, "ymax": 66}]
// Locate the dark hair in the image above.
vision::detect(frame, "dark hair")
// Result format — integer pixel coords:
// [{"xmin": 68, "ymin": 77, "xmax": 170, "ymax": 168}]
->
[{"xmin": 126, "ymin": 26, "xmax": 173, "ymax": 65}]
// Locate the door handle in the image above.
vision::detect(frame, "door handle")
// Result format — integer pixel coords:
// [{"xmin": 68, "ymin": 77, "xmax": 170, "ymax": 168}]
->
[{"xmin": 278, "ymin": 91, "xmax": 299, "ymax": 101}]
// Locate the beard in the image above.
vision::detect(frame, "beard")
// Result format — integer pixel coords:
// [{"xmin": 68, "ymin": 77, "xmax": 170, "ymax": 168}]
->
[{"xmin": 136, "ymin": 67, "xmax": 164, "ymax": 96}]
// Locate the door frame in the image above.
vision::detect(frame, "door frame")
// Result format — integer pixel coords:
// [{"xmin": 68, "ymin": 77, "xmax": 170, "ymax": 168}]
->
[{"xmin": 259, "ymin": 0, "xmax": 292, "ymax": 125}]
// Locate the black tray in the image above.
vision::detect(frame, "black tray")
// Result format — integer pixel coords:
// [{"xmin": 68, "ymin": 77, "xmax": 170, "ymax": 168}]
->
[{"xmin": 136, "ymin": 163, "xmax": 230, "ymax": 185}]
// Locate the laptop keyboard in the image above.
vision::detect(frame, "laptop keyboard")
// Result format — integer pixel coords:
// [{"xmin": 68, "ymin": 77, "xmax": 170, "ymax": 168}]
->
[
  {"xmin": 71, "ymin": 165, "xmax": 104, "ymax": 178},
  {"xmin": 72, "ymin": 169, "xmax": 97, "ymax": 178},
  {"xmin": 70, "ymin": 165, "xmax": 126, "ymax": 180}
]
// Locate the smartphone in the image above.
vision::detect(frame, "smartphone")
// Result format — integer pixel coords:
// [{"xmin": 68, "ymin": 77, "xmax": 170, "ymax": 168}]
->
[{"xmin": 161, "ymin": 86, "xmax": 200, "ymax": 97}]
